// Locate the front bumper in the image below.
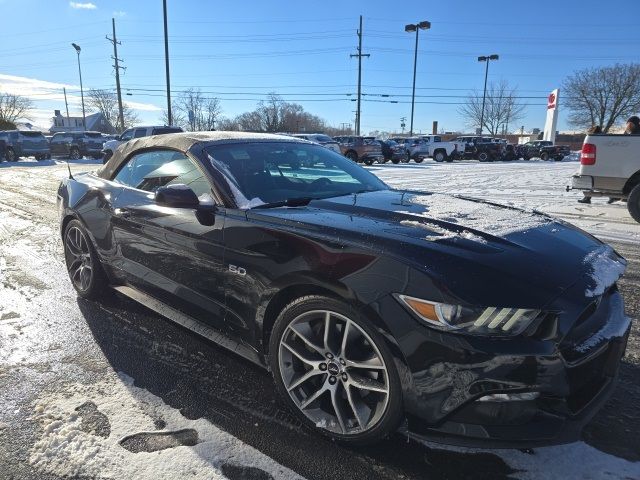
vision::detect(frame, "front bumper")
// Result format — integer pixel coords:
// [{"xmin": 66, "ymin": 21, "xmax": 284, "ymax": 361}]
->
[{"xmin": 377, "ymin": 285, "xmax": 631, "ymax": 448}]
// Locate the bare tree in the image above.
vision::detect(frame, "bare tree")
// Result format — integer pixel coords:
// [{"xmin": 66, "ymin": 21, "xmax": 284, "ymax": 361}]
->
[
  {"xmin": 160, "ymin": 102, "xmax": 186, "ymax": 129},
  {"xmin": 172, "ymin": 88, "xmax": 223, "ymax": 131},
  {"xmin": 0, "ymin": 92, "xmax": 34, "ymax": 124},
  {"xmin": 563, "ymin": 63, "xmax": 640, "ymax": 132},
  {"xmin": 459, "ymin": 80, "xmax": 526, "ymax": 135},
  {"xmin": 87, "ymin": 89, "xmax": 138, "ymax": 133}
]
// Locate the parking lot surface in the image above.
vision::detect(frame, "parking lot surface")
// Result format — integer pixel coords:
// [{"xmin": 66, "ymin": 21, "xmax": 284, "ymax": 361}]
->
[{"xmin": 0, "ymin": 158, "xmax": 638, "ymax": 479}]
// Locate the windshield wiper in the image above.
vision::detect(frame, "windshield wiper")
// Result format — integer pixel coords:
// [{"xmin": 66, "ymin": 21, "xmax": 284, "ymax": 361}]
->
[{"xmin": 252, "ymin": 197, "xmax": 314, "ymax": 209}]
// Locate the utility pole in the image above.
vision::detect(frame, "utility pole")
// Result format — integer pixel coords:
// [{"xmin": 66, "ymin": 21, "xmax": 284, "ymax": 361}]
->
[
  {"xmin": 163, "ymin": 0, "xmax": 172, "ymax": 126},
  {"xmin": 106, "ymin": 18, "xmax": 125, "ymax": 132},
  {"xmin": 350, "ymin": 15, "xmax": 369, "ymax": 136},
  {"xmin": 63, "ymin": 88, "xmax": 70, "ymax": 124}
]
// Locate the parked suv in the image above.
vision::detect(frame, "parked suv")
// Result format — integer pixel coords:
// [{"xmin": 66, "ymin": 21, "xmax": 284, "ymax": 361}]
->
[
  {"xmin": 520, "ymin": 140, "xmax": 570, "ymax": 161},
  {"xmin": 461, "ymin": 136, "xmax": 503, "ymax": 161},
  {"xmin": 0, "ymin": 130, "xmax": 50, "ymax": 161},
  {"xmin": 102, "ymin": 125, "xmax": 183, "ymax": 163},
  {"xmin": 49, "ymin": 131, "xmax": 105, "ymax": 159},
  {"xmin": 338, "ymin": 136, "xmax": 384, "ymax": 165}
]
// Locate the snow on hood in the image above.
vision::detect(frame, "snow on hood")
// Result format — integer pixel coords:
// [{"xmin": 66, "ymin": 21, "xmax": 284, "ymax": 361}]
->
[
  {"xmin": 583, "ymin": 245, "xmax": 626, "ymax": 297},
  {"xmin": 405, "ymin": 193, "xmax": 551, "ymax": 237}
]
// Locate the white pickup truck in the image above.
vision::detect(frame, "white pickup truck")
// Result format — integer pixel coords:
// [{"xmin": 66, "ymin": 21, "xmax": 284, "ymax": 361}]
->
[
  {"xmin": 405, "ymin": 135, "xmax": 463, "ymax": 163},
  {"xmin": 570, "ymin": 133, "xmax": 640, "ymax": 223}
]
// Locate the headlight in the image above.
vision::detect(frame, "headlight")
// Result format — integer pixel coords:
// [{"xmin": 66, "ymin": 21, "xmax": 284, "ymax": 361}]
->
[{"xmin": 396, "ymin": 294, "xmax": 542, "ymax": 336}]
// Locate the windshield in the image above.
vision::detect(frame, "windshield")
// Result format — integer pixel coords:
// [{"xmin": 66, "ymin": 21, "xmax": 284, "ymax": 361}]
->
[
  {"xmin": 205, "ymin": 142, "xmax": 388, "ymax": 208},
  {"xmin": 85, "ymin": 132, "xmax": 102, "ymax": 138},
  {"xmin": 19, "ymin": 131, "xmax": 45, "ymax": 138}
]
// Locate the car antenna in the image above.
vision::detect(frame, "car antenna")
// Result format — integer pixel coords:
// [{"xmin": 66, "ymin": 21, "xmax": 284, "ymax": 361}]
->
[{"xmin": 67, "ymin": 160, "xmax": 74, "ymax": 180}]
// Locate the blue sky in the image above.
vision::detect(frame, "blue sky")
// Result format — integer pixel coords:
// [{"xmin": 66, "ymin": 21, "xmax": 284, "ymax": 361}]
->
[{"xmin": 1, "ymin": 0, "xmax": 638, "ymax": 133}]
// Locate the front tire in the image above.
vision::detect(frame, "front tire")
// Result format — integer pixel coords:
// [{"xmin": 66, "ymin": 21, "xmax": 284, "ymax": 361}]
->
[
  {"xmin": 345, "ymin": 151, "xmax": 358, "ymax": 162},
  {"xmin": 63, "ymin": 220, "xmax": 108, "ymax": 300},
  {"xmin": 628, "ymin": 184, "xmax": 640, "ymax": 224},
  {"xmin": 69, "ymin": 147, "xmax": 81, "ymax": 160},
  {"xmin": 478, "ymin": 151, "xmax": 489, "ymax": 162},
  {"xmin": 269, "ymin": 295, "xmax": 403, "ymax": 446},
  {"xmin": 540, "ymin": 152, "xmax": 549, "ymax": 161}
]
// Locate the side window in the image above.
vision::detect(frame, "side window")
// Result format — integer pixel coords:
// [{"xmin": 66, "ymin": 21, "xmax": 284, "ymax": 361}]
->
[
  {"xmin": 133, "ymin": 128, "xmax": 147, "ymax": 138},
  {"xmin": 113, "ymin": 150, "xmax": 212, "ymax": 198},
  {"xmin": 120, "ymin": 129, "xmax": 134, "ymax": 141}
]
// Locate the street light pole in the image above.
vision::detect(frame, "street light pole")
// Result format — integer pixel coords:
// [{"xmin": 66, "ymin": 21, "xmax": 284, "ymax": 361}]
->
[
  {"xmin": 163, "ymin": 0, "xmax": 172, "ymax": 126},
  {"xmin": 477, "ymin": 54, "xmax": 498, "ymax": 135},
  {"xmin": 71, "ymin": 43, "xmax": 86, "ymax": 130},
  {"xmin": 405, "ymin": 21, "xmax": 431, "ymax": 136}
]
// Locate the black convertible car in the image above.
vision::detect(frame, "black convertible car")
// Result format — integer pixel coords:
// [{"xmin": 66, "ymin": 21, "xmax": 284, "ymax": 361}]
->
[{"xmin": 58, "ymin": 132, "xmax": 631, "ymax": 447}]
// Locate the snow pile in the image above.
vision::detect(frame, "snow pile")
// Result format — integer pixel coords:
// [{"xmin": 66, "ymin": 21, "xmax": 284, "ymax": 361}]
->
[
  {"xmin": 29, "ymin": 372, "xmax": 304, "ymax": 480},
  {"xmin": 583, "ymin": 246, "xmax": 626, "ymax": 297},
  {"xmin": 418, "ymin": 438, "xmax": 640, "ymax": 480},
  {"xmin": 405, "ymin": 193, "xmax": 550, "ymax": 236}
]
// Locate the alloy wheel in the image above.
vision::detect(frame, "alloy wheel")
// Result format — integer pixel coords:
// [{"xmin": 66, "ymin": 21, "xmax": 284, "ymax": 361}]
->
[
  {"xmin": 64, "ymin": 226, "xmax": 93, "ymax": 291},
  {"xmin": 70, "ymin": 149, "xmax": 81, "ymax": 160},
  {"xmin": 278, "ymin": 310, "xmax": 390, "ymax": 435}
]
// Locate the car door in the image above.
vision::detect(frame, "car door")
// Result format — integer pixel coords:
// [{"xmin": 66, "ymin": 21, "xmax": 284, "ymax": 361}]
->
[{"xmin": 109, "ymin": 148, "xmax": 228, "ymax": 330}]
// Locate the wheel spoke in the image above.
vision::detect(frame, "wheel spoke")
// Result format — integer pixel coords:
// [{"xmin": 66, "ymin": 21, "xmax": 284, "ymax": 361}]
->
[
  {"xmin": 349, "ymin": 373, "xmax": 388, "ymax": 394},
  {"xmin": 300, "ymin": 384, "xmax": 327, "ymax": 409},
  {"xmin": 339, "ymin": 320, "xmax": 351, "ymax": 357},
  {"xmin": 345, "ymin": 356, "xmax": 385, "ymax": 371},
  {"xmin": 323, "ymin": 311, "xmax": 331, "ymax": 351},
  {"xmin": 330, "ymin": 385, "xmax": 347, "ymax": 434},
  {"xmin": 80, "ymin": 266, "xmax": 92, "ymax": 290},
  {"xmin": 281, "ymin": 341, "xmax": 321, "ymax": 368},
  {"xmin": 289, "ymin": 324, "xmax": 324, "ymax": 356},
  {"xmin": 344, "ymin": 384, "xmax": 365, "ymax": 429},
  {"xmin": 287, "ymin": 369, "xmax": 323, "ymax": 392}
]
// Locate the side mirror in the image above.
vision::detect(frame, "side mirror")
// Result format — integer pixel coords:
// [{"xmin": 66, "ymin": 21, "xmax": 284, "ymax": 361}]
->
[{"xmin": 155, "ymin": 184, "xmax": 200, "ymax": 208}]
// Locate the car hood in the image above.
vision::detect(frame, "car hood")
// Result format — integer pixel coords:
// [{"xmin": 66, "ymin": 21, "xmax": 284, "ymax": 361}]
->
[
  {"xmin": 248, "ymin": 189, "xmax": 624, "ymax": 307},
  {"xmin": 103, "ymin": 139, "xmax": 122, "ymax": 150}
]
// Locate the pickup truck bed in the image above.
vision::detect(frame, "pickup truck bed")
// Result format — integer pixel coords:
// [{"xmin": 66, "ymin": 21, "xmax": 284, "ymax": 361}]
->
[{"xmin": 570, "ymin": 133, "xmax": 640, "ymax": 223}]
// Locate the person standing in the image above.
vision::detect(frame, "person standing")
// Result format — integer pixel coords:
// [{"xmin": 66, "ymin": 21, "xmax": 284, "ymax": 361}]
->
[{"xmin": 625, "ymin": 116, "xmax": 640, "ymax": 135}]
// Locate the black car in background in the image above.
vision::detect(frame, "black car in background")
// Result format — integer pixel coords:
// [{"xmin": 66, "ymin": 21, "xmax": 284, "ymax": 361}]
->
[
  {"xmin": 379, "ymin": 139, "xmax": 407, "ymax": 163},
  {"xmin": 58, "ymin": 132, "xmax": 630, "ymax": 447},
  {"xmin": 520, "ymin": 140, "xmax": 571, "ymax": 161},
  {"xmin": 49, "ymin": 131, "xmax": 105, "ymax": 159}
]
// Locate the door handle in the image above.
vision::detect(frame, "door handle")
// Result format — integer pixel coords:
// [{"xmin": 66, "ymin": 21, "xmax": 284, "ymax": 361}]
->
[{"xmin": 114, "ymin": 208, "xmax": 131, "ymax": 219}]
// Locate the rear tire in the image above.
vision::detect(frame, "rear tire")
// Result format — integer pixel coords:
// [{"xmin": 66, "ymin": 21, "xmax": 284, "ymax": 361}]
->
[
  {"xmin": 391, "ymin": 158, "xmax": 400, "ymax": 164},
  {"xmin": 433, "ymin": 150, "xmax": 447, "ymax": 163},
  {"xmin": 628, "ymin": 184, "xmax": 640, "ymax": 224},
  {"xmin": 363, "ymin": 158, "xmax": 374, "ymax": 166},
  {"xmin": 69, "ymin": 147, "xmax": 81, "ymax": 160},
  {"xmin": 63, "ymin": 219, "xmax": 109, "ymax": 300},
  {"xmin": 269, "ymin": 295, "xmax": 403, "ymax": 446},
  {"xmin": 414, "ymin": 157, "xmax": 424, "ymax": 163},
  {"xmin": 6, "ymin": 148, "xmax": 16, "ymax": 162}
]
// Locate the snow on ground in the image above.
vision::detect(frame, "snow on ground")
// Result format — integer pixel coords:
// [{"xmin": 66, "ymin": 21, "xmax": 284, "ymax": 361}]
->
[
  {"xmin": 420, "ymin": 438, "xmax": 640, "ymax": 480},
  {"xmin": 367, "ymin": 159, "xmax": 640, "ymax": 245},
  {"xmin": 29, "ymin": 371, "xmax": 304, "ymax": 480}
]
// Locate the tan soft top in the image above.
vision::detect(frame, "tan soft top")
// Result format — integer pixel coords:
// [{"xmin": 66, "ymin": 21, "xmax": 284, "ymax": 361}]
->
[{"xmin": 96, "ymin": 131, "xmax": 304, "ymax": 179}]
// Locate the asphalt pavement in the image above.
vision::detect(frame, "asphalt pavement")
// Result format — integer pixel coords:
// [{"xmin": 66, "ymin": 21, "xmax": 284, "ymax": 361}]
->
[{"xmin": 0, "ymin": 159, "xmax": 638, "ymax": 479}]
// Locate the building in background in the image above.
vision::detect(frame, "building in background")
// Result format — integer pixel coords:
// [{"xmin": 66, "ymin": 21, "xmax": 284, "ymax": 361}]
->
[{"xmin": 50, "ymin": 110, "xmax": 116, "ymax": 134}]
